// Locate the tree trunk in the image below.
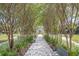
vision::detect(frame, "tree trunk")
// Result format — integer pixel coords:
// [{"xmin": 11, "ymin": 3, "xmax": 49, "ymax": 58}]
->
[
  {"xmin": 7, "ymin": 30, "xmax": 14, "ymax": 50},
  {"xmin": 65, "ymin": 34, "xmax": 69, "ymax": 51},
  {"xmin": 69, "ymin": 34, "xmax": 72, "ymax": 52}
]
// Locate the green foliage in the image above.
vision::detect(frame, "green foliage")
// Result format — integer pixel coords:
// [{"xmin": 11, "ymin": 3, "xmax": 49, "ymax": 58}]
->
[
  {"xmin": 69, "ymin": 46, "xmax": 79, "ymax": 56},
  {"xmin": 32, "ymin": 4, "xmax": 45, "ymax": 26},
  {"xmin": 61, "ymin": 43, "xmax": 68, "ymax": 50},
  {"xmin": 0, "ymin": 44, "xmax": 17, "ymax": 56},
  {"xmin": 44, "ymin": 35, "xmax": 58, "ymax": 47},
  {"xmin": 0, "ymin": 36, "xmax": 33, "ymax": 56},
  {"xmin": 68, "ymin": 50, "xmax": 78, "ymax": 56},
  {"xmin": 51, "ymin": 38, "xmax": 58, "ymax": 46},
  {"xmin": 61, "ymin": 42, "xmax": 79, "ymax": 56},
  {"xmin": 44, "ymin": 35, "xmax": 50, "ymax": 43},
  {"xmin": 0, "ymin": 49, "xmax": 17, "ymax": 56},
  {"xmin": 15, "ymin": 36, "xmax": 33, "ymax": 49}
]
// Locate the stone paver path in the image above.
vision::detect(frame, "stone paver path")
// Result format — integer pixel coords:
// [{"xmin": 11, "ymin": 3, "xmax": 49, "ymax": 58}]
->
[{"xmin": 24, "ymin": 34, "xmax": 59, "ymax": 56}]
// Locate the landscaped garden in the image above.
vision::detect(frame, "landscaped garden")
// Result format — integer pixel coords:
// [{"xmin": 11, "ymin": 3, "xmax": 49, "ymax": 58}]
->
[{"xmin": 0, "ymin": 3, "xmax": 79, "ymax": 56}]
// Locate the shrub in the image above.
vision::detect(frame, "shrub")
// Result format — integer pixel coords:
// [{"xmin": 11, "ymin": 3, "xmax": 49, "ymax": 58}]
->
[
  {"xmin": 61, "ymin": 43, "xmax": 68, "ymax": 50},
  {"xmin": 51, "ymin": 38, "xmax": 58, "ymax": 46},
  {"xmin": 0, "ymin": 48, "xmax": 17, "ymax": 56},
  {"xmin": 0, "ymin": 35, "xmax": 33, "ymax": 56},
  {"xmin": 15, "ymin": 36, "xmax": 33, "ymax": 49},
  {"xmin": 44, "ymin": 35, "xmax": 50, "ymax": 43},
  {"xmin": 44, "ymin": 35, "xmax": 58, "ymax": 47},
  {"xmin": 61, "ymin": 42, "xmax": 79, "ymax": 56},
  {"xmin": 68, "ymin": 50, "xmax": 78, "ymax": 56},
  {"xmin": 63, "ymin": 45, "xmax": 79, "ymax": 56}
]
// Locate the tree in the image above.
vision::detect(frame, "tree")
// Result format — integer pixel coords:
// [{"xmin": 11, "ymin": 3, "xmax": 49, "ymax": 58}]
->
[
  {"xmin": 65, "ymin": 4, "xmax": 79, "ymax": 51},
  {"xmin": 43, "ymin": 4, "xmax": 60, "ymax": 48},
  {"xmin": 56, "ymin": 3, "xmax": 69, "ymax": 50},
  {"xmin": 0, "ymin": 3, "xmax": 17, "ymax": 50}
]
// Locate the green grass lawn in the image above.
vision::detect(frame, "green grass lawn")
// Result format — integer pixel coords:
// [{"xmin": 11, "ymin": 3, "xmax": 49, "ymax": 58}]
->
[
  {"xmin": 72, "ymin": 34, "xmax": 79, "ymax": 43},
  {"xmin": 0, "ymin": 34, "xmax": 8, "ymax": 42},
  {"xmin": 0, "ymin": 34, "xmax": 18, "ymax": 42}
]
